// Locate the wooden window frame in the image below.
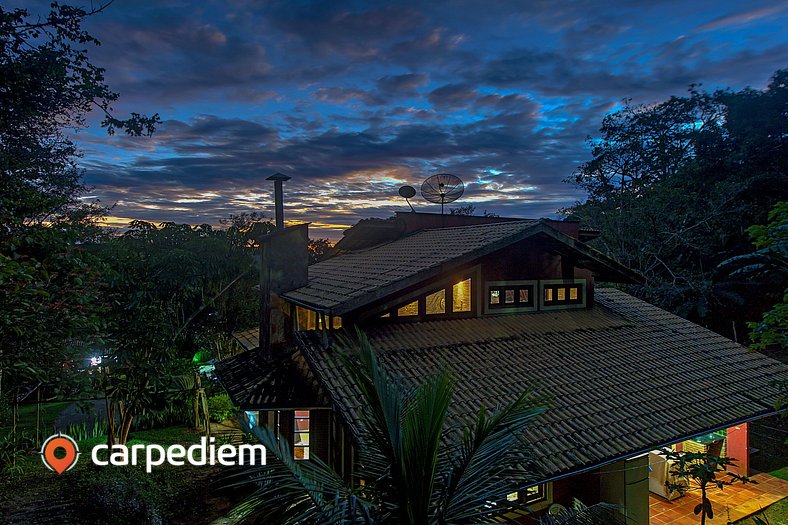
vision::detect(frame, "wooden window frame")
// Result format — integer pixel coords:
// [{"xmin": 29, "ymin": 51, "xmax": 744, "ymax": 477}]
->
[
  {"xmin": 539, "ymin": 279, "xmax": 587, "ymax": 311},
  {"xmin": 484, "ymin": 280, "xmax": 538, "ymax": 315},
  {"xmin": 376, "ymin": 267, "xmax": 481, "ymax": 323},
  {"xmin": 294, "ymin": 410, "xmax": 310, "ymax": 461}
]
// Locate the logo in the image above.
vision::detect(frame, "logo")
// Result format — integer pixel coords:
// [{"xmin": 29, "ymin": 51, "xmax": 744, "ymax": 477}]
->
[{"xmin": 41, "ymin": 433, "xmax": 80, "ymax": 474}]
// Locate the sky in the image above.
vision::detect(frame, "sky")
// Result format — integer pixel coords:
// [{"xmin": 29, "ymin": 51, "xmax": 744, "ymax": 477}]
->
[{"xmin": 28, "ymin": 0, "xmax": 788, "ymax": 239}]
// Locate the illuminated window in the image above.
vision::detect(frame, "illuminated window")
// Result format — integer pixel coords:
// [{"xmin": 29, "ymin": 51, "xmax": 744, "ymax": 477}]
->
[
  {"xmin": 504, "ymin": 484, "xmax": 547, "ymax": 505},
  {"xmin": 523, "ymin": 484, "xmax": 546, "ymax": 504},
  {"xmin": 542, "ymin": 281, "xmax": 585, "ymax": 308},
  {"xmin": 426, "ymin": 289, "xmax": 446, "ymax": 315},
  {"xmin": 294, "ymin": 410, "xmax": 310, "ymax": 460},
  {"xmin": 332, "ymin": 316, "xmax": 342, "ymax": 329},
  {"xmin": 486, "ymin": 283, "xmax": 535, "ymax": 312},
  {"xmin": 397, "ymin": 300, "xmax": 419, "ymax": 317},
  {"xmin": 381, "ymin": 313, "xmax": 390, "ymax": 318},
  {"xmin": 452, "ymin": 278, "xmax": 471, "ymax": 312},
  {"xmin": 296, "ymin": 306, "xmax": 318, "ymax": 331}
]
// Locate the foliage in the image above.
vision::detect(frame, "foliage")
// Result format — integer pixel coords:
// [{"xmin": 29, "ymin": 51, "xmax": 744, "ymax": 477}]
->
[
  {"xmin": 0, "ymin": 1, "xmax": 158, "ymax": 447},
  {"xmin": 449, "ymin": 204, "xmax": 499, "ymax": 217},
  {"xmin": 207, "ymin": 393, "xmax": 236, "ymax": 423},
  {"xmin": 65, "ymin": 419, "xmax": 108, "ymax": 441},
  {"xmin": 719, "ymin": 202, "xmax": 788, "ymax": 353},
  {"xmin": 564, "ymin": 70, "xmax": 787, "ymax": 339},
  {"xmin": 93, "ymin": 220, "xmax": 258, "ymax": 444},
  {"xmin": 71, "ymin": 463, "xmax": 209, "ymax": 525},
  {"xmin": 0, "ymin": 2, "xmax": 158, "ymax": 225},
  {"xmin": 663, "ymin": 449, "xmax": 752, "ymax": 525},
  {"xmin": 308, "ymin": 238, "xmax": 333, "ymax": 264},
  {"xmin": 231, "ymin": 330, "xmax": 556, "ymax": 524}
]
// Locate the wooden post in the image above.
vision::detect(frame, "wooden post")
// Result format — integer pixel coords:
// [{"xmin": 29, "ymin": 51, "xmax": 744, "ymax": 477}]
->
[{"xmin": 35, "ymin": 387, "xmax": 41, "ymax": 447}]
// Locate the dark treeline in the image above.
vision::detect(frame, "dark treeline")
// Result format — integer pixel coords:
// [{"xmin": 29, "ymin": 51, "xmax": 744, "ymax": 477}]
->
[{"xmin": 564, "ymin": 70, "xmax": 787, "ymax": 350}]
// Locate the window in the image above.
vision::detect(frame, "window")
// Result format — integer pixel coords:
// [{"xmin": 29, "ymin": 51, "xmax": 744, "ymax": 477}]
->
[
  {"xmin": 523, "ymin": 484, "xmax": 547, "ymax": 504},
  {"xmin": 541, "ymin": 280, "xmax": 586, "ymax": 310},
  {"xmin": 381, "ymin": 274, "xmax": 476, "ymax": 321},
  {"xmin": 426, "ymin": 289, "xmax": 445, "ymax": 315},
  {"xmin": 294, "ymin": 410, "xmax": 310, "ymax": 460},
  {"xmin": 296, "ymin": 306, "xmax": 318, "ymax": 331},
  {"xmin": 397, "ymin": 300, "xmax": 419, "ymax": 317},
  {"xmin": 485, "ymin": 281, "xmax": 536, "ymax": 314},
  {"xmin": 505, "ymin": 484, "xmax": 548, "ymax": 506},
  {"xmin": 452, "ymin": 278, "xmax": 471, "ymax": 312}
]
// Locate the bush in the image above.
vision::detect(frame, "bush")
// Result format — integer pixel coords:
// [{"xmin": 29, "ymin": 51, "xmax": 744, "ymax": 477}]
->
[
  {"xmin": 73, "ymin": 465, "xmax": 166, "ymax": 524},
  {"xmin": 206, "ymin": 394, "xmax": 235, "ymax": 423}
]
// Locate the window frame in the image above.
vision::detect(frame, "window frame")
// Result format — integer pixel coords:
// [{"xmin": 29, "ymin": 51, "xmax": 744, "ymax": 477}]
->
[
  {"xmin": 539, "ymin": 279, "xmax": 587, "ymax": 311},
  {"xmin": 376, "ymin": 269, "xmax": 479, "ymax": 322},
  {"xmin": 505, "ymin": 482, "xmax": 552, "ymax": 510},
  {"xmin": 483, "ymin": 280, "xmax": 538, "ymax": 315},
  {"xmin": 293, "ymin": 410, "xmax": 310, "ymax": 461}
]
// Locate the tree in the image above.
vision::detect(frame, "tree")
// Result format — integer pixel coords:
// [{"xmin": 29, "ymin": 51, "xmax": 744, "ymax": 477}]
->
[
  {"xmin": 663, "ymin": 449, "xmax": 751, "ymax": 525},
  {"xmin": 0, "ymin": 2, "xmax": 159, "ymax": 225},
  {"xmin": 449, "ymin": 204, "xmax": 499, "ymax": 217},
  {"xmin": 719, "ymin": 201, "xmax": 787, "ymax": 353},
  {"xmin": 0, "ymin": 2, "xmax": 158, "ymax": 445},
  {"xmin": 231, "ymin": 332, "xmax": 622, "ymax": 525},
  {"xmin": 564, "ymin": 70, "xmax": 787, "ymax": 339},
  {"xmin": 308, "ymin": 238, "xmax": 332, "ymax": 264},
  {"xmin": 95, "ymin": 221, "xmax": 258, "ymax": 444}
]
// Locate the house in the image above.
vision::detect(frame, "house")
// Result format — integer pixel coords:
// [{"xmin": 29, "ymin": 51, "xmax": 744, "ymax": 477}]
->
[{"xmin": 216, "ymin": 192, "xmax": 787, "ymax": 524}]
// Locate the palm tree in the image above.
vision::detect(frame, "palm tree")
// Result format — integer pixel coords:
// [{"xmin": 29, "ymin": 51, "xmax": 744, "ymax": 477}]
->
[{"xmin": 228, "ymin": 331, "xmax": 621, "ymax": 525}]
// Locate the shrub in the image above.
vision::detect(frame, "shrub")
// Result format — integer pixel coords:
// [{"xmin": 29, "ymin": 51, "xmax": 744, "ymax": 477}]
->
[
  {"xmin": 206, "ymin": 394, "xmax": 235, "ymax": 423},
  {"xmin": 74, "ymin": 465, "xmax": 166, "ymax": 524}
]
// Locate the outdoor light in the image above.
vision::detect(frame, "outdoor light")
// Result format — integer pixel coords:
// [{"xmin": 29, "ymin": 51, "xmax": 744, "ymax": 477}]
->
[{"xmin": 90, "ymin": 355, "xmax": 102, "ymax": 366}]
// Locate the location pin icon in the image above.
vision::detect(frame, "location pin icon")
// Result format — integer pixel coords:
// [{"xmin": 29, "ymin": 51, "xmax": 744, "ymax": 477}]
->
[{"xmin": 41, "ymin": 434, "xmax": 79, "ymax": 474}]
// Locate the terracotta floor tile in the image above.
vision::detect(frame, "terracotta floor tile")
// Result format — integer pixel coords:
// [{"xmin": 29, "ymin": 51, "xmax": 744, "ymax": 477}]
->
[{"xmin": 650, "ymin": 471, "xmax": 787, "ymax": 524}]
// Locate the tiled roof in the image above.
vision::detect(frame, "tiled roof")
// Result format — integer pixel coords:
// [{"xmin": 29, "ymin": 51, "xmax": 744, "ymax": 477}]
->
[
  {"xmin": 299, "ymin": 288, "xmax": 788, "ymax": 484},
  {"xmin": 282, "ymin": 221, "xmax": 640, "ymax": 315},
  {"xmin": 214, "ymin": 349, "xmax": 330, "ymax": 409}
]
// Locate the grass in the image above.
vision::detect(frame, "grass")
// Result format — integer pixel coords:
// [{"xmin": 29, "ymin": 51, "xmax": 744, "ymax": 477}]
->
[
  {"xmin": 769, "ymin": 466, "xmax": 788, "ymax": 482},
  {"xmin": 734, "ymin": 498, "xmax": 788, "ymax": 524}
]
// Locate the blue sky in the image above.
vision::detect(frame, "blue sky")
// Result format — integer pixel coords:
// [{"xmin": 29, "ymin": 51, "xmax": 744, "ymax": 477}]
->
[{"xmin": 29, "ymin": 0, "xmax": 788, "ymax": 239}]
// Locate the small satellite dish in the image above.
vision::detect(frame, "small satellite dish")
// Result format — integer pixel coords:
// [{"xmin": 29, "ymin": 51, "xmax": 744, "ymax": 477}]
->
[
  {"xmin": 421, "ymin": 173, "xmax": 464, "ymax": 215},
  {"xmin": 398, "ymin": 185, "xmax": 417, "ymax": 212}
]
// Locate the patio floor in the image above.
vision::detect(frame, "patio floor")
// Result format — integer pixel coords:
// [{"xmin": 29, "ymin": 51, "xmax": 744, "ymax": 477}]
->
[{"xmin": 650, "ymin": 472, "xmax": 788, "ymax": 524}]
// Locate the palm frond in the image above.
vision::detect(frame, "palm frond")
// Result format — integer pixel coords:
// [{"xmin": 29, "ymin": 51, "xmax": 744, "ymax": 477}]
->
[
  {"xmin": 228, "ymin": 420, "xmax": 375, "ymax": 524},
  {"xmin": 437, "ymin": 390, "xmax": 547, "ymax": 523}
]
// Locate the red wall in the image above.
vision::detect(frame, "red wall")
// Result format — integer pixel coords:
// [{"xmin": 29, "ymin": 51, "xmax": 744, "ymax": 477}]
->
[{"xmin": 726, "ymin": 423, "xmax": 750, "ymax": 477}]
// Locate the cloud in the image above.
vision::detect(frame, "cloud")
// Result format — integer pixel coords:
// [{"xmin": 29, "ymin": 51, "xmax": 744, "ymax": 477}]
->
[
  {"xmin": 696, "ymin": 4, "xmax": 788, "ymax": 32},
  {"xmin": 35, "ymin": 0, "xmax": 784, "ymax": 238}
]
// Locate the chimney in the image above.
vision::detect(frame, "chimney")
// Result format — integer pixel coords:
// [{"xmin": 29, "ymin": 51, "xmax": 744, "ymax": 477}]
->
[
  {"xmin": 259, "ymin": 173, "xmax": 308, "ymax": 357},
  {"xmin": 266, "ymin": 172, "xmax": 290, "ymax": 229}
]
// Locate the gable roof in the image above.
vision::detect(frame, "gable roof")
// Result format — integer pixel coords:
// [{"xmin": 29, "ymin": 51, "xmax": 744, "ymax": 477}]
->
[
  {"xmin": 282, "ymin": 220, "xmax": 642, "ymax": 315},
  {"xmin": 298, "ymin": 288, "xmax": 788, "ymax": 484}
]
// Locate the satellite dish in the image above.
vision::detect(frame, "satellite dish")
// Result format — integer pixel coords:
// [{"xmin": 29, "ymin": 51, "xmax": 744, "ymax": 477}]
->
[
  {"xmin": 421, "ymin": 173, "xmax": 464, "ymax": 215},
  {"xmin": 398, "ymin": 185, "xmax": 417, "ymax": 212}
]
